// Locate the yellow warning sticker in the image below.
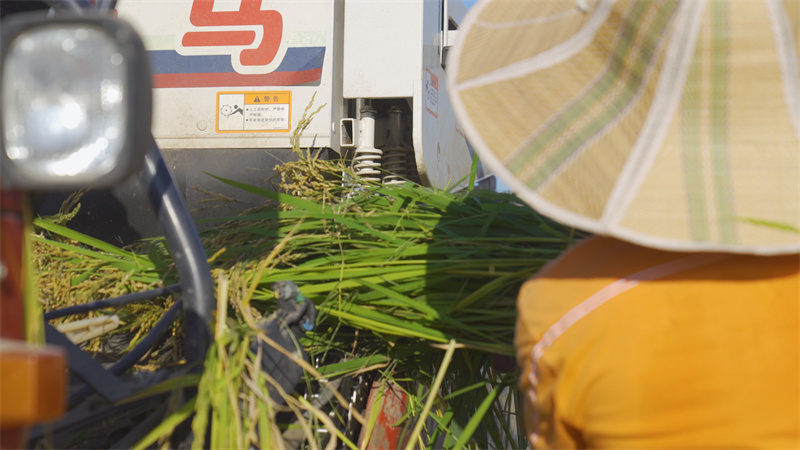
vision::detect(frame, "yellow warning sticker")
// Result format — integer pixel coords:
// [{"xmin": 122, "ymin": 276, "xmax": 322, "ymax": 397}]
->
[{"xmin": 216, "ymin": 91, "xmax": 292, "ymax": 133}]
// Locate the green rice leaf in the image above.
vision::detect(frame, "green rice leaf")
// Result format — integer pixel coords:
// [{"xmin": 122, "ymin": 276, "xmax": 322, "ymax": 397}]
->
[
  {"xmin": 316, "ymin": 354, "xmax": 389, "ymax": 377},
  {"xmin": 132, "ymin": 397, "xmax": 196, "ymax": 450},
  {"xmin": 452, "ymin": 386, "xmax": 500, "ymax": 450},
  {"xmin": 355, "ymin": 279, "xmax": 440, "ymax": 319},
  {"xmin": 34, "ymin": 219, "xmax": 154, "ymax": 269},
  {"xmin": 739, "ymin": 217, "xmax": 800, "ymax": 234}
]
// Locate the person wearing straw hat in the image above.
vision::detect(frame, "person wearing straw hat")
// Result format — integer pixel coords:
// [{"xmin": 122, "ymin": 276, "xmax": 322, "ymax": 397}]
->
[{"xmin": 448, "ymin": 0, "xmax": 799, "ymax": 448}]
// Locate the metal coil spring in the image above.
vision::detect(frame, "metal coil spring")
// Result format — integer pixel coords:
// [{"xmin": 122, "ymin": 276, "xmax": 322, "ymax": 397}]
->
[
  {"xmin": 382, "ymin": 146, "xmax": 409, "ymax": 185},
  {"xmin": 354, "ymin": 106, "xmax": 382, "ymax": 184},
  {"xmin": 353, "ymin": 147, "xmax": 383, "ymax": 183}
]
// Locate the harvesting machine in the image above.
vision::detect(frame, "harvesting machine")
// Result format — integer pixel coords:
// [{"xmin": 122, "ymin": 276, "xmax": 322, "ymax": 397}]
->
[
  {"xmin": 50, "ymin": 0, "xmax": 478, "ymax": 242},
  {"xmin": 1, "ymin": 0, "xmax": 477, "ymax": 448}
]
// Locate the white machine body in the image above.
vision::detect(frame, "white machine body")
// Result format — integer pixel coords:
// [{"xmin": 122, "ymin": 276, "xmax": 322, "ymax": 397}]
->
[{"xmin": 117, "ymin": 0, "xmax": 472, "ymax": 189}]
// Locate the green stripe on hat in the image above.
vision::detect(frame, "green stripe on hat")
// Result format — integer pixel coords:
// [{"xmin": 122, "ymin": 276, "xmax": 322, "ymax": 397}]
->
[
  {"xmin": 710, "ymin": 0, "xmax": 737, "ymax": 244},
  {"xmin": 683, "ymin": 0, "xmax": 737, "ymax": 244},
  {"xmin": 682, "ymin": 43, "xmax": 709, "ymax": 242},
  {"xmin": 509, "ymin": 1, "xmax": 679, "ymax": 189}
]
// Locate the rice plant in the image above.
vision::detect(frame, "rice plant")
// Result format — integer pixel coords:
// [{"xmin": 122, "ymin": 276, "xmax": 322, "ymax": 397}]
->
[{"xmin": 33, "ymin": 101, "xmax": 580, "ymax": 448}]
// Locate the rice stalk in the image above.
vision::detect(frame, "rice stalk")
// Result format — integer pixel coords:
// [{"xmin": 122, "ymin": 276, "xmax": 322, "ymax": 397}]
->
[
  {"xmin": 34, "ymin": 99, "xmax": 577, "ymax": 448},
  {"xmin": 404, "ymin": 339, "xmax": 457, "ymax": 450}
]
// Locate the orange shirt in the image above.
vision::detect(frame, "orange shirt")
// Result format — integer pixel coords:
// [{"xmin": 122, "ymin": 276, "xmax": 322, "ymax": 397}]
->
[{"xmin": 515, "ymin": 237, "xmax": 800, "ymax": 449}]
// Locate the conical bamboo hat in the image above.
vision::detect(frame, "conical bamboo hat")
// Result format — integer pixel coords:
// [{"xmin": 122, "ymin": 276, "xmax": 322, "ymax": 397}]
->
[{"xmin": 448, "ymin": 0, "xmax": 800, "ymax": 254}]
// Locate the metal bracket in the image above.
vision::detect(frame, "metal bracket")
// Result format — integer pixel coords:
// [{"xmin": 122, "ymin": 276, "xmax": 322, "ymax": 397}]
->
[{"xmin": 44, "ymin": 324, "xmax": 130, "ymax": 403}]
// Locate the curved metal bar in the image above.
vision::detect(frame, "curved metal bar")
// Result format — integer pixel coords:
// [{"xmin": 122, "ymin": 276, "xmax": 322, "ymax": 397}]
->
[
  {"xmin": 44, "ymin": 284, "xmax": 181, "ymax": 320},
  {"xmin": 142, "ymin": 138, "xmax": 214, "ymax": 365},
  {"xmin": 108, "ymin": 300, "xmax": 183, "ymax": 376},
  {"xmin": 67, "ymin": 300, "xmax": 183, "ymax": 405},
  {"xmin": 44, "ymin": 0, "xmax": 93, "ymax": 14}
]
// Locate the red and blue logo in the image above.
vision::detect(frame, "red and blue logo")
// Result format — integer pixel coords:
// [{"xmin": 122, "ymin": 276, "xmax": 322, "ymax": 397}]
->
[{"xmin": 149, "ymin": 0, "xmax": 325, "ymax": 89}]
